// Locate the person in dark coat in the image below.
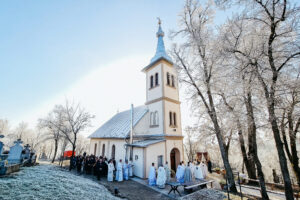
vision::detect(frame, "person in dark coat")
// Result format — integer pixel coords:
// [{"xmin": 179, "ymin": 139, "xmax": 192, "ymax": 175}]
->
[
  {"xmin": 76, "ymin": 156, "xmax": 82, "ymax": 173},
  {"xmin": 207, "ymin": 158, "xmax": 212, "ymax": 173}
]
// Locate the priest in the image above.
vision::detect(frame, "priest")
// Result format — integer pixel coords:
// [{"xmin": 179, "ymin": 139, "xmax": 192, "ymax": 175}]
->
[
  {"xmin": 123, "ymin": 160, "xmax": 129, "ymax": 180},
  {"xmin": 184, "ymin": 162, "xmax": 192, "ymax": 182},
  {"xmin": 156, "ymin": 165, "xmax": 166, "ymax": 188},
  {"xmin": 176, "ymin": 162, "xmax": 185, "ymax": 183},
  {"xmin": 107, "ymin": 159, "xmax": 115, "ymax": 182},
  {"xmin": 164, "ymin": 161, "xmax": 171, "ymax": 182},
  {"xmin": 116, "ymin": 159, "xmax": 123, "ymax": 182},
  {"xmin": 148, "ymin": 163, "xmax": 156, "ymax": 186}
]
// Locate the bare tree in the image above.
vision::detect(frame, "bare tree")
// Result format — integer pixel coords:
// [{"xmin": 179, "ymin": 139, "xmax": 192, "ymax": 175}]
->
[
  {"xmin": 171, "ymin": 0, "xmax": 237, "ymax": 192},
  {"xmin": 184, "ymin": 126, "xmax": 198, "ymax": 161},
  {"xmin": 38, "ymin": 107, "xmax": 64, "ymax": 163},
  {"xmin": 217, "ymin": 0, "xmax": 300, "ymax": 198},
  {"xmin": 54, "ymin": 101, "xmax": 94, "ymax": 170}
]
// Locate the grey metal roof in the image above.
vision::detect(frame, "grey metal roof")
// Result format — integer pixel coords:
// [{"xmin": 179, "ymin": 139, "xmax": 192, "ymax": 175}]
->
[
  {"xmin": 88, "ymin": 106, "xmax": 148, "ymax": 139},
  {"xmin": 127, "ymin": 139, "xmax": 165, "ymax": 147}
]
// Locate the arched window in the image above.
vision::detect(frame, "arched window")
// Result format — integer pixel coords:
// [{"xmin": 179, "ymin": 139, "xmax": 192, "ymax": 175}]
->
[
  {"xmin": 173, "ymin": 112, "xmax": 177, "ymax": 126},
  {"xmin": 155, "ymin": 73, "xmax": 159, "ymax": 86},
  {"xmin": 111, "ymin": 145, "xmax": 115, "ymax": 159},
  {"xmin": 154, "ymin": 111, "xmax": 159, "ymax": 125},
  {"xmin": 102, "ymin": 144, "xmax": 105, "ymax": 157},
  {"xmin": 169, "ymin": 112, "xmax": 173, "ymax": 126},
  {"xmin": 150, "ymin": 112, "xmax": 153, "ymax": 125},
  {"xmin": 150, "ymin": 76, "xmax": 154, "ymax": 88},
  {"xmin": 94, "ymin": 143, "xmax": 97, "ymax": 155},
  {"xmin": 171, "ymin": 75, "xmax": 175, "ymax": 87},
  {"xmin": 167, "ymin": 72, "xmax": 170, "ymax": 85}
]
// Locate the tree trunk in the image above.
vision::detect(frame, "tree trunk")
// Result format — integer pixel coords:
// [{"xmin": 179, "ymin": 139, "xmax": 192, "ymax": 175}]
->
[
  {"xmin": 69, "ymin": 144, "xmax": 76, "ymax": 171},
  {"xmin": 268, "ymin": 103, "xmax": 294, "ymax": 199},
  {"xmin": 51, "ymin": 139, "xmax": 58, "ymax": 163},
  {"xmin": 245, "ymin": 92, "xmax": 269, "ymax": 199}
]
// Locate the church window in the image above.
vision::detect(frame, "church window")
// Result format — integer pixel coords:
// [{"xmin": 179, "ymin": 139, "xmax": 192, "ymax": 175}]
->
[
  {"xmin": 173, "ymin": 112, "xmax": 177, "ymax": 126},
  {"xmin": 150, "ymin": 76, "xmax": 154, "ymax": 88},
  {"xmin": 169, "ymin": 112, "xmax": 173, "ymax": 126},
  {"xmin": 94, "ymin": 143, "xmax": 97, "ymax": 156},
  {"xmin": 171, "ymin": 75, "xmax": 175, "ymax": 87},
  {"xmin": 167, "ymin": 72, "xmax": 170, "ymax": 85},
  {"xmin": 155, "ymin": 73, "xmax": 159, "ymax": 86},
  {"xmin": 154, "ymin": 111, "xmax": 159, "ymax": 125},
  {"xmin": 111, "ymin": 145, "xmax": 115, "ymax": 159},
  {"xmin": 102, "ymin": 144, "xmax": 105, "ymax": 157},
  {"xmin": 150, "ymin": 112, "xmax": 153, "ymax": 125},
  {"xmin": 158, "ymin": 155, "xmax": 163, "ymax": 167}
]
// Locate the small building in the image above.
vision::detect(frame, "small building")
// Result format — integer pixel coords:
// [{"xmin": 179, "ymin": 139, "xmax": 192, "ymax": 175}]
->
[{"xmin": 88, "ymin": 21, "xmax": 184, "ymax": 178}]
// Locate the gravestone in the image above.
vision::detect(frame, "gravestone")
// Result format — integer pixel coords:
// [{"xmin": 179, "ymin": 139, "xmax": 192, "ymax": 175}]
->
[
  {"xmin": 7, "ymin": 139, "xmax": 23, "ymax": 164},
  {"xmin": 0, "ymin": 135, "xmax": 4, "ymax": 155}
]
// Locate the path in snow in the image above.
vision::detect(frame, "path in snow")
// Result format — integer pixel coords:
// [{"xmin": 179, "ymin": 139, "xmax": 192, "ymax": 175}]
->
[{"xmin": 0, "ymin": 164, "xmax": 120, "ymax": 200}]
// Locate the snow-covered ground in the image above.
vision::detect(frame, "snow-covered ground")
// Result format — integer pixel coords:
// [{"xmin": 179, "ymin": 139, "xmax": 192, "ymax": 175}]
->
[{"xmin": 0, "ymin": 164, "xmax": 120, "ymax": 200}]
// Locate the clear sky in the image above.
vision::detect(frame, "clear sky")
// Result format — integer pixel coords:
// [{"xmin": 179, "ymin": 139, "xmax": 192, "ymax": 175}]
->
[{"xmin": 0, "ymin": 0, "xmax": 231, "ymax": 134}]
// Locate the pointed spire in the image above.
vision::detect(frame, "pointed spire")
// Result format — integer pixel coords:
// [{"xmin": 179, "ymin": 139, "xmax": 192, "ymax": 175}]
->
[{"xmin": 150, "ymin": 18, "xmax": 172, "ymax": 64}]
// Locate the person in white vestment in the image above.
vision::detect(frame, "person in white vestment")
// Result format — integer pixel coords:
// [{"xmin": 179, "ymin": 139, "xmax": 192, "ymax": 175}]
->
[
  {"xmin": 116, "ymin": 159, "xmax": 123, "ymax": 182},
  {"xmin": 164, "ymin": 161, "xmax": 171, "ymax": 182},
  {"xmin": 107, "ymin": 160, "xmax": 115, "ymax": 182},
  {"xmin": 184, "ymin": 162, "xmax": 192, "ymax": 183},
  {"xmin": 148, "ymin": 163, "xmax": 156, "ymax": 186},
  {"xmin": 156, "ymin": 165, "xmax": 166, "ymax": 188},
  {"xmin": 190, "ymin": 161, "xmax": 195, "ymax": 179},
  {"xmin": 194, "ymin": 162, "xmax": 204, "ymax": 180},
  {"xmin": 129, "ymin": 161, "xmax": 134, "ymax": 177},
  {"xmin": 176, "ymin": 162, "xmax": 185, "ymax": 183},
  {"xmin": 200, "ymin": 161, "xmax": 208, "ymax": 179},
  {"xmin": 123, "ymin": 160, "xmax": 129, "ymax": 180}
]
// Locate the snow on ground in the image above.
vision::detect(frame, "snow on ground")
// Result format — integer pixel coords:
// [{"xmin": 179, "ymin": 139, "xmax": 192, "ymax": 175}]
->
[{"xmin": 0, "ymin": 164, "xmax": 120, "ymax": 200}]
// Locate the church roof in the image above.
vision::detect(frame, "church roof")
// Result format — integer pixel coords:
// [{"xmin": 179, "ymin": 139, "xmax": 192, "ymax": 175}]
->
[
  {"xmin": 88, "ymin": 105, "xmax": 148, "ymax": 139},
  {"xmin": 142, "ymin": 20, "xmax": 173, "ymax": 72},
  {"xmin": 127, "ymin": 139, "xmax": 165, "ymax": 147}
]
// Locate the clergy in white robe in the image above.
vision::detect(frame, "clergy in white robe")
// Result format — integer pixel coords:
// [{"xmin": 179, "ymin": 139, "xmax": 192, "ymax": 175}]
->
[
  {"xmin": 190, "ymin": 162, "xmax": 195, "ymax": 178},
  {"xmin": 164, "ymin": 162, "xmax": 171, "ymax": 182},
  {"xmin": 129, "ymin": 161, "xmax": 133, "ymax": 177},
  {"xmin": 194, "ymin": 164, "xmax": 204, "ymax": 180},
  {"xmin": 176, "ymin": 163, "xmax": 185, "ymax": 183},
  {"xmin": 156, "ymin": 166, "xmax": 166, "ymax": 188},
  {"xmin": 184, "ymin": 163, "xmax": 192, "ymax": 183},
  {"xmin": 116, "ymin": 159, "xmax": 123, "ymax": 182},
  {"xmin": 200, "ymin": 162, "xmax": 208, "ymax": 179},
  {"xmin": 123, "ymin": 161, "xmax": 129, "ymax": 180},
  {"xmin": 107, "ymin": 160, "xmax": 115, "ymax": 182},
  {"xmin": 148, "ymin": 163, "xmax": 156, "ymax": 186}
]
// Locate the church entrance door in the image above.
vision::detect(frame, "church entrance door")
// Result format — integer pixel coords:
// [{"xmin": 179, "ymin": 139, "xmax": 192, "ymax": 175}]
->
[{"xmin": 170, "ymin": 148, "xmax": 180, "ymax": 173}]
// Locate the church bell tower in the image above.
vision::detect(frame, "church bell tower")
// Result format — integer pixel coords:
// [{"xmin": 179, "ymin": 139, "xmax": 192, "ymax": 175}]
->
[{"xmin": 142, "ymin": 19, "xmax": 182, "ymax": 136}]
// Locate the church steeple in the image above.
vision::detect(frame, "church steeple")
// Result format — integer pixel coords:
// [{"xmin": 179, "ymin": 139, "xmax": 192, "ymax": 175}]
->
[{"xmin": 150, "ymin": 18, "xmax": 172, "ymax": 64}]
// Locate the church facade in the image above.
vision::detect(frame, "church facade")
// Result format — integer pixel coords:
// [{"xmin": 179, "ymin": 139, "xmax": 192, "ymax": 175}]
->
[{"xmin": 88, "ymin": 21, "xmax": 184, "ymax": 178}]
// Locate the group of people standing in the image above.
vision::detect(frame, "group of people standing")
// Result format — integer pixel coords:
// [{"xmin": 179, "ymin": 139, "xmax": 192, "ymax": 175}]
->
[
  {"xmin": 72, "ymin": 154, "xmax": 133, "ymax": 182},
  {"xmin": 148, "ymin": 160, "xmax": 211, "ymax": 189}
]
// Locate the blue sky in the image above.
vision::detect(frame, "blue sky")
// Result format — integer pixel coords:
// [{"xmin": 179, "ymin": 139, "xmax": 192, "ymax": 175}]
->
[{"xmin": 0, "ymin": 0, "xmax": 233, "ymax": 130}]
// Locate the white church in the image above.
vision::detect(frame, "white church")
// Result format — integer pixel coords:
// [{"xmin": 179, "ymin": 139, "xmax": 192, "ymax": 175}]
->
[{"xmin": 88, "ymin": 21, "xmax": 184, "ymax": 179}]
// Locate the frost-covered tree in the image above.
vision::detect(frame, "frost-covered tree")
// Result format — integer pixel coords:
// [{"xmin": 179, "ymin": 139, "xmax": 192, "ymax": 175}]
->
[
  {"xmin": 217, "ymin": 0, "xmax": 300, "ymax": 198},
  {"xmin": 171, "ymin": 0, "xmax": 237, "ymax": 192}
]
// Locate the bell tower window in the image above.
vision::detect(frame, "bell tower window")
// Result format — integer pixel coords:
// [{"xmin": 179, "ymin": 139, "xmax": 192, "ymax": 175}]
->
[
  {"xmin": 169, "ymin": 112, "xmax": 173, "ymax": 126},
  {"xmin": 150, "ymin": 75, "xmax": 154, "ymax": 88},
  {"xmin": 173, "ymin": 112, "xmax": 177, "ymax": 126},
  {"xmin": 167, "ymin": 72, "xmax": 170, "ymax": 85},
  {"xmin": 155, "ymin": 73, "xmax": 159, "ymax": 86},
  {"xmin": 171, "ymin": 75, "xmax": 175, "ymax": 87}
]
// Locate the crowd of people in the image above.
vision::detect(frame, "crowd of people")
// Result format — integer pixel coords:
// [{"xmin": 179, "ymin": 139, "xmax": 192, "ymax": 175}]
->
[
  {"xmin": 71, "ymin": 153, "xmax": 212, "ymax": 189},
  {"xmin": 148, "ymin": 159, "xmax": 212, "ymax": 189},
  {"xmin": 71, "ymin": 154, "xmax": 134, "ymax": 182}
]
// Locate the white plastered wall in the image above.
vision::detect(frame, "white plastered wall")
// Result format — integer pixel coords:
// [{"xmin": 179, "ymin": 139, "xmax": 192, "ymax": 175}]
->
[{"xmin": 145, "ymin": 142, "xmax": 165, "ymax": 178}]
